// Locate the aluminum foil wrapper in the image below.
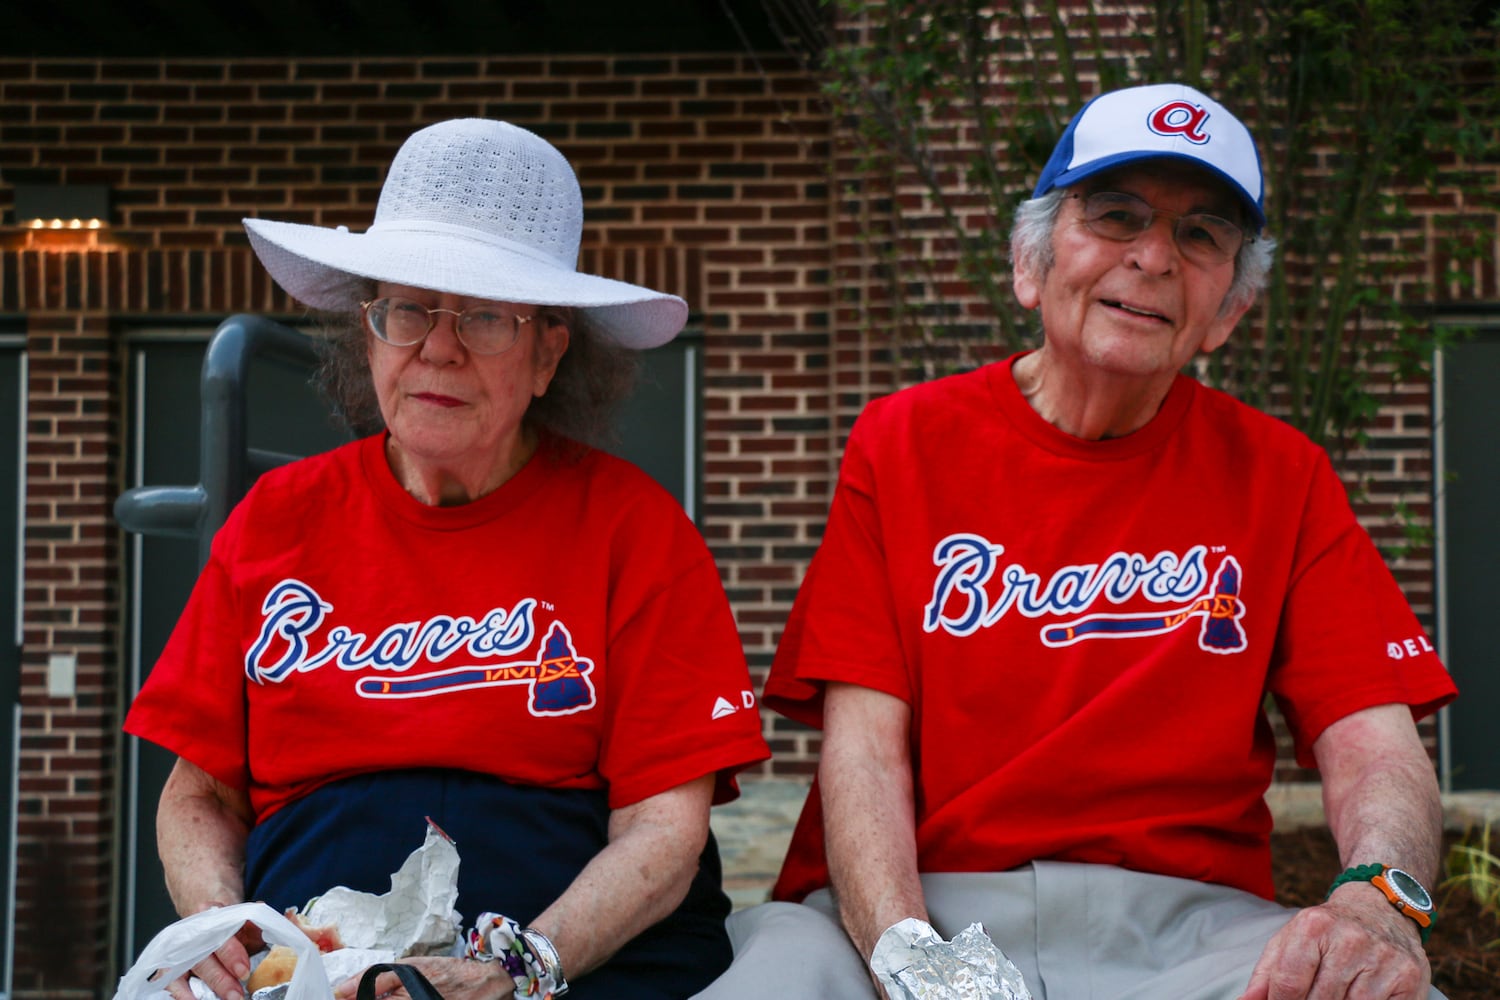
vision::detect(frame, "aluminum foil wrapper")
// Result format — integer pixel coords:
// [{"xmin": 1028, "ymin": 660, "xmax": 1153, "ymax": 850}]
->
[{"xmin": 870, "ymin": 918, "xmax": 1032, "ymax": 1000}]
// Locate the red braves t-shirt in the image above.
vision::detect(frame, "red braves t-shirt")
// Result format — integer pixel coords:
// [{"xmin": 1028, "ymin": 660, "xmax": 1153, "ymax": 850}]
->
[
  {"xmin": 767, "ymin": 356, "xmax": 1456, "ymax": 902},
  {"xmin": 126, "ymin": 433, "xmax": 770, "ymax": 821}
]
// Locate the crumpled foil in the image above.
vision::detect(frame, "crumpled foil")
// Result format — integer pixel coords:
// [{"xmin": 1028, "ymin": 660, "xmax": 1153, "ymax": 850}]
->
[{"xmin": 870, "ymin": 918, "xmax": 1032, "ymax": 1000}]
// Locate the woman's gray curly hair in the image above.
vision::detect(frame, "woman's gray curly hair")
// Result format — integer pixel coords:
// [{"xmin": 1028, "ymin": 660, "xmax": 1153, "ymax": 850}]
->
[
  {"xmin": 1009, "ymin": 188, "xmax": 1275, "ymax": 314},
  {"xmin": 318, "ymin": 286, "xmax": 640, "ymax": 448}
]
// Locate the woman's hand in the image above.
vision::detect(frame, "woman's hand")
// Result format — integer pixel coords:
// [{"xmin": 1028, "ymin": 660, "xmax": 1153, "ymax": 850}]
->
[
  {"xmin": 333, "ymin": 957, "xmax": 511, "ymax": 1000},
  {"xmin": 162, "ymin": 922, "xmax": 263, "ymax": 1000}
]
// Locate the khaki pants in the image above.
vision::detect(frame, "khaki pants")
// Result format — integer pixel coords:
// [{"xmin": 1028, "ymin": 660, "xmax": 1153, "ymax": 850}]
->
[{"xmin": 693, "ymin": 862, "xmax": 1447, "ymax": 1000}]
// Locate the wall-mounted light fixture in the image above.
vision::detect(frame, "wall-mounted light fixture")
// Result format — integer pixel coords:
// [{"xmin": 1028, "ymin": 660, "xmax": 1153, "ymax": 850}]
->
[{"xmin": 12, "ymin": 184, "xmax": 112, "ymax": 230}]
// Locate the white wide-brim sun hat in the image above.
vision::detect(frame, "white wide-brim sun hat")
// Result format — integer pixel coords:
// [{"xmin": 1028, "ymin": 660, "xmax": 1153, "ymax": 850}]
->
[{"xmin": 243, "ymin": 118, "xmax": 688, "ymax": 350}]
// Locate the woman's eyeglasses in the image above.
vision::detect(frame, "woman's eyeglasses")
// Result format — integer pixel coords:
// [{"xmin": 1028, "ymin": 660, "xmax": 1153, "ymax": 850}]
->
[
  {"xmin": 360, "ymin": 296, "xmax": 534, "ymax": 355},
  {"xmin": 1072, "ymin": 191, "xmax": 1249, "ymax": 265}
]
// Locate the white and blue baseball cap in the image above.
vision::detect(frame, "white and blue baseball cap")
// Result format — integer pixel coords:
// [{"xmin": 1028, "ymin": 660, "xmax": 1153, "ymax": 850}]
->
[{"xmin": 1033, "ymin": 83, "xmax": 1266, "ymax": 230}]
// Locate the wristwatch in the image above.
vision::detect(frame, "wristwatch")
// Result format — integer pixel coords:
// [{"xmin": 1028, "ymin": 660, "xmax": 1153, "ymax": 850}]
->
[{"xmin": 1326, "ymin": 863, "xmax": 1435, "ymax": 942}]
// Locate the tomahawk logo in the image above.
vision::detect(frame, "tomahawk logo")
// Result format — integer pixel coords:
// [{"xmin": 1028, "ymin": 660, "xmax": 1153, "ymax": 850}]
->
[
  {"xmin": 1148, "ymin": 99, "xmax": 1212, "ymax": 144},
  {"xmin": 355, "ymin": 621, "xmax": 597, "ymax": 717},
  {"xmin": 1043, "ymin": 556, "xmax": 1248, "ymax": 653}
]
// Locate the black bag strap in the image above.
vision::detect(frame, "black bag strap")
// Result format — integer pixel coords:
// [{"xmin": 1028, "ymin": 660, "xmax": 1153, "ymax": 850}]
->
[{"xmin": 355, "ymin": 963, "xmax": 445, "ymax": 1000}]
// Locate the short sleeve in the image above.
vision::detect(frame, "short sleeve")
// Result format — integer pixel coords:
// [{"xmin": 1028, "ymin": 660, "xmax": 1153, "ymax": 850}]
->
[
  {"xmin": 123, "ymin": 525, "xmax": 252, "ymax": 791},
  {"xmin": 764, "ymin": 410, "xmax": 913, "ymax": 729},
  {"xmin": 594, "ymin": 513, "xmax": 770, "ymax": 809},
  {"xmin": 1268, "ymin": 453, "xmax": 1456, "ymax": 763}
]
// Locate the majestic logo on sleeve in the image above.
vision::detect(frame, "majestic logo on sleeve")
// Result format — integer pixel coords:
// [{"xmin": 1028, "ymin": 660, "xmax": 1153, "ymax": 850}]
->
[
  {"xmin": 924, "ymin": 533, "xmax": 1247, "ymax": 654},
  {"xmin": 245, "ymin": 579, "xmax": 596, "ymax": 716}
]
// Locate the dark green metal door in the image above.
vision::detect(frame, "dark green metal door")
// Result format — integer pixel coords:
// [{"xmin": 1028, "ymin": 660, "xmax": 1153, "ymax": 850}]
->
[{"xmin": 1437, "ymin": 325, "xmax": 1500, "ymax": 791}]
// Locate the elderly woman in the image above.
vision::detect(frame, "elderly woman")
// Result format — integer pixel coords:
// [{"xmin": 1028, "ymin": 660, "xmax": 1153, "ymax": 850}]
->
[{"xmin": 124, "ymin": 119, "xmax": 769, "ymax": 1000}]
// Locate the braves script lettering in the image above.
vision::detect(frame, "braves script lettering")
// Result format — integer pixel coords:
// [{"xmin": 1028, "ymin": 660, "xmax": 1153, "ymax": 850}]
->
[
  {"xmin": 246, "ymin": 578, "xmax": 537, "ymax": 683},
  {"xmin": 924, "ymin": 533, "xmax": 1210, "ymax": 637}
]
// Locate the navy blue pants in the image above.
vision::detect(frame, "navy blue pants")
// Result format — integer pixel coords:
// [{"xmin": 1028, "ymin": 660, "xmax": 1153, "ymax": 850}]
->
[{"xmin": 244, "ymin": 769, "xmax": 734, "ymax": 999}]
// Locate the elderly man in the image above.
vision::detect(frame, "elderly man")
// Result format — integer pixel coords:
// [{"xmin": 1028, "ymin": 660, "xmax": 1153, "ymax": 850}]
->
[{"xmin": 696, "ymin": 84, "xmax": 1457, "ymax": 1000}]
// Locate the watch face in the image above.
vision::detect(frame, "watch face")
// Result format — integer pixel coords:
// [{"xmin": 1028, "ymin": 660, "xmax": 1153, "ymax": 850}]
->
[{"xmin": 1386, "ymin": 868, "xmax": 1434, "ymax": 911}]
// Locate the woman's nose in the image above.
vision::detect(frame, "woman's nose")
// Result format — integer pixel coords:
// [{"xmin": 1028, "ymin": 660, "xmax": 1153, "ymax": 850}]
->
[{"xmin": 419, "ymin": 310, "xmax": 466, "ymax": 363}]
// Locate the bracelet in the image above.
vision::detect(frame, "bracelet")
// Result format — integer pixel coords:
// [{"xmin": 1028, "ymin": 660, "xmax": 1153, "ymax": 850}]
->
[
  {"xmin": 521, "ymin": 928, "xmax": 568, "ymax": 996},
  {"xmin": 466, "ymin": 911, "xmax": 569, "ymax": 997}
]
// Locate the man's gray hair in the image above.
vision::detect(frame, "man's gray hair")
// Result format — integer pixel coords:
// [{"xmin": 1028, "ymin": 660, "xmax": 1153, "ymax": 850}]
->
[{"xmin": 1009, "ymin": 189, "xmax": 1275, "ymax": 314}]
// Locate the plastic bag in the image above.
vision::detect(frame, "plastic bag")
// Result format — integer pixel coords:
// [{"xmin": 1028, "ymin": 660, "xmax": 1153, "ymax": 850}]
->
[{"xmin": 113, "ymin": 902, "xmax": 333, "ymax": 1000}]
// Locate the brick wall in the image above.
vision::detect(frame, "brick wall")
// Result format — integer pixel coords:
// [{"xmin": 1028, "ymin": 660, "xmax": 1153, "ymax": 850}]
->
[{"xmin": 16, "ymin": 312, "xmax": 118, "ymax": 999}]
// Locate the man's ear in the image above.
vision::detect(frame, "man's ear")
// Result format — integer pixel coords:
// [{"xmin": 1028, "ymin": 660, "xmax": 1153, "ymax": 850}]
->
[
  {"xmin": 1202, "ymin": 295, "xmax": 1253, "ymax": 355},
  {"xmin": 1013, "ymin": 261, "xmax": 1042, "ymax": 310}
]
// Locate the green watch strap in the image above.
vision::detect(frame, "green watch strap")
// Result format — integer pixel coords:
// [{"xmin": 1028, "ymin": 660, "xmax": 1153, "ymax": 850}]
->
[
  {"xmin": 1326, "ymin": 863, "xmax": 1434, "ymax": 943},
  {"xmin": 1325, "ymin": 862, "xmax": 1386, "ymax": 898}
]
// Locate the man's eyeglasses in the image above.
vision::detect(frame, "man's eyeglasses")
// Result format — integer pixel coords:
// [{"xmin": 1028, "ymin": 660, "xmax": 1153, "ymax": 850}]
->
[
  {"xmin": 360, "ymin": 296, "xmax": 535, "ymax": 355},
  {"xmin": 1071, "ymin": 191, "xmax": 1249, "ymax": 265}
]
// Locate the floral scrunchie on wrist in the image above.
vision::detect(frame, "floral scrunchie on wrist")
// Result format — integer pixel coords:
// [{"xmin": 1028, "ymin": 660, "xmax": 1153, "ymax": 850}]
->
[{"xmin": 465, "ymin": 912, "xmax": 568, "ymax": 998}]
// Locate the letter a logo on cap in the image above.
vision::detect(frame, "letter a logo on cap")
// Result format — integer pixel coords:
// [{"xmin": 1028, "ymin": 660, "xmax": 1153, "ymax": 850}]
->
[{"xmin": 1148, "ymin": 100, "xmax": 1212, "ymax": 144}]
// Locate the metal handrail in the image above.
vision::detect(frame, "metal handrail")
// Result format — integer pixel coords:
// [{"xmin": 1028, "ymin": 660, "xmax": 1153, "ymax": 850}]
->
[{"xmin": 113, "ymin": 315, "xmax": 322, "ymax": 567}]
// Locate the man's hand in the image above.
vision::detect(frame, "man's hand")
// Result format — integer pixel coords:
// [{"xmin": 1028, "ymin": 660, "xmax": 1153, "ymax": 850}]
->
[
  {"xmin": 1239, "ymin": 702, "xmax": 1443, "ymax": 999},
  {"xmin": 334, "ymin": 957, "xmax": 510, "ymax": 1000},
  {"xmin": 1238, "ymin": 884, "xmax": 1430, "ymax": 1000}
]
